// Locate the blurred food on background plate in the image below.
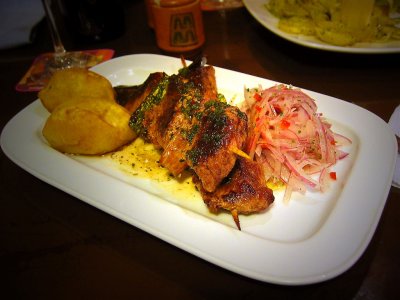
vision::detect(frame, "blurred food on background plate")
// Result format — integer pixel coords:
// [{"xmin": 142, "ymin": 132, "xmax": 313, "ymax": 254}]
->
[{"xmin": 265, "ymin": 0, "xmax": 400, "ymax": 46}]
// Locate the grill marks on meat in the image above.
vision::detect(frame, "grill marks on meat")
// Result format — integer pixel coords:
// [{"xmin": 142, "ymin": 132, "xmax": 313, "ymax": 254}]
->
[
  {"xmin": 193, "ymin": 157, "xmax": 275, "ymax": 230},
  {"xmin": 160, "ymin": 65, "xmax": 218, "ymax": 177},
  {"xmin": 129, "ymin": 75, "xmax": 173, "ymax": 147},
  {"xmin": 114, "ymin": 61, "xmax": 274, "ymax": 229},
  {"xmin": 115, "ymin": 72, "xmax": 166, "ymax": 115},
  {"xmin": 187, "ymin": 101, "xmax": 248, "ymax": 192}
]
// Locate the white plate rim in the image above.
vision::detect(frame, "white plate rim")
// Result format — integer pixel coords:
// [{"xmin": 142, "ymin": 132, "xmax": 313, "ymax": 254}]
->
[
  {"xmin": 1, "ymin": 54, "xmax": 397, "ymax": 285},
  {"xmin": 243, "ymin": 0, "xmax": 400, "ymax": 54}
]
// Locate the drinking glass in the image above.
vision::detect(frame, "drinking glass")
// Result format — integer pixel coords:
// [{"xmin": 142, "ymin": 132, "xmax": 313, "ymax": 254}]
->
[
  {"xmin": 18, "ymin": 0, "xmax": 116, "ymax": 91},
  {"xmin": 41, "ymin": 0, "xmax": 92, "ymax": 71}
]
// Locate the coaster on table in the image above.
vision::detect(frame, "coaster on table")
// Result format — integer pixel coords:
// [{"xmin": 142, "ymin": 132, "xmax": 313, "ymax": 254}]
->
[{"xmin": 16, "ymin": 49, "xmax": 114, "ymax": 92}]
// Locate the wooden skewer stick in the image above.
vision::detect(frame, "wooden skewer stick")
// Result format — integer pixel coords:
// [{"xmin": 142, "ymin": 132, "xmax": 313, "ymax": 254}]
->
[
  {"xmin": 231, "ymin": 209, "xmax": 241, "ymax": 230},
  {"xmin": 229, "ymin": 146, "xmax": 251, "ymax": 160}
]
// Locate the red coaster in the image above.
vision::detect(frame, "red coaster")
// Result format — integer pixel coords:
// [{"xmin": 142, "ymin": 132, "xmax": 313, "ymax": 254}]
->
[{"xmin": 16, "ymin": 49, "xmax": 114, "ymax": 92}]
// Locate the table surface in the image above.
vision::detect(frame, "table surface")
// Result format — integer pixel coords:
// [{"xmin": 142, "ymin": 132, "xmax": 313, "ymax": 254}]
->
[{"xmin": 1, "ymin": 1, "xmax": 399, "ymax": 299}]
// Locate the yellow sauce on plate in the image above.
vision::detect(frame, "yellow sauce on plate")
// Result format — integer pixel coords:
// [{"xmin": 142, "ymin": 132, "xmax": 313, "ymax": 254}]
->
[{"xmin": 110, "ymin": 138, "xmax": 199, "ymax": 201}]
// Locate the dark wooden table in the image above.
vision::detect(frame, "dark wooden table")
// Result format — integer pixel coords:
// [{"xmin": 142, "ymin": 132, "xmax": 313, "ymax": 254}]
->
[{"xmin": 1, "ymin": 1, "xmax": 399, "ymax": 299}]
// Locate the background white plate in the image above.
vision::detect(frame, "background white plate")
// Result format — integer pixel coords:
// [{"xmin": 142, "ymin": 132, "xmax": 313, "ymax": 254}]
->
[
  {"xmin": 243, "ymin": 0, "xmax": 400, "ymax": 54},
  {"xmin": 1, "ymin": 54, "xmax": 397, "ymax": 285}
]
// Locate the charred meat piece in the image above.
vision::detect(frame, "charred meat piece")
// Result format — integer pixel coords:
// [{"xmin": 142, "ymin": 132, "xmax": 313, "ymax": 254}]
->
[
  {"xmin": 127, "ymin": 63, "xmax": 218, "ymax": 149},
  {"xmin": 113, "ymin": 58, "xmax": 274, "ymax": 229},
  {"xmin": 129, "ymin": 74, "xmax": 181, "ymax": 147},
  {"xmin": 160, "ymin": 65, "xmax": 218, "ymax": 176},
  {"xmin": 159, "ymin": 112, "xmax": 195, "ymax": 176},
  {"xmin": 193, "ymin": 157, "xmax": 274, "ymax": 230},
  {"xmin": 187, "ymin": 101, "xmax": 248, "ymax": 192},
  {"xmin": 114, "ymin": 72, "xmax": 166, "ymax": 114}
]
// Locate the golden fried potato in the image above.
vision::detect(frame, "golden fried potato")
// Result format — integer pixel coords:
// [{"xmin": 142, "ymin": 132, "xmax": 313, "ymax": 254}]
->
[
  {"xmin": 39, "ymin": 68, "xmax": 115, "ymax": 112},
  {"xmin": 315, "ymin": 21, "xmax": 356, "ymax": 46},
  {"xmin": 42, "ymin": 99, "xmax": 137, "ymax": 155}
]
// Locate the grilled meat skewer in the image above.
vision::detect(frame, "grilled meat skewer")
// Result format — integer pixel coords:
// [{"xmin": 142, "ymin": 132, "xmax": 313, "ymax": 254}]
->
[
  {"xmin": 114, "ymin": 58, "xmax": 274, "ymax": 229},
  {"xmin": 193, "ymin": 157, "xmax": 274, "ymax": 230},
  {"xmin": 160, "ymin": 64, "xmax": 218, "ymax": 176},
  {"xmin": 186, "ymin": 101, "xmax": 248, "ymax": 192}
]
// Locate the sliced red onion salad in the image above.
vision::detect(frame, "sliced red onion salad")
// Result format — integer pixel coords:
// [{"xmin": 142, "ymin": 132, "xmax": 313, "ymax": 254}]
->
[{"xmin": 242, "ymin": 84, "xmax": 351, "ymax": 203}]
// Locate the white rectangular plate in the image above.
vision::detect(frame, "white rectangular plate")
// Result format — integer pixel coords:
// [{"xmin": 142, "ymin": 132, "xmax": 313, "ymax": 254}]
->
[{"xmin": 1, "ymin": 54, "xmax": 397, "ymax": 285}]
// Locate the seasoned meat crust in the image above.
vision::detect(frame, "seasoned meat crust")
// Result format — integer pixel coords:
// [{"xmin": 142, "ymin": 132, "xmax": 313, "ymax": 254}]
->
[
  {"xmin": 160, "ymin": 65, "xmax": 218, "ymax": 176},
  {"xmin": 114, "ymin": 59, "xmax": 274, "ymax": 229},
  {"xmin": 193, "ymin": 157, "xmax": 274, "ymax": 229},
  {"xmin": 115, "ymin": 72, "xmax": 166, "ymax": 114},
  {"xmin": 187, "ymin": 101, "xmax": 248, "ymax": 192}
]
